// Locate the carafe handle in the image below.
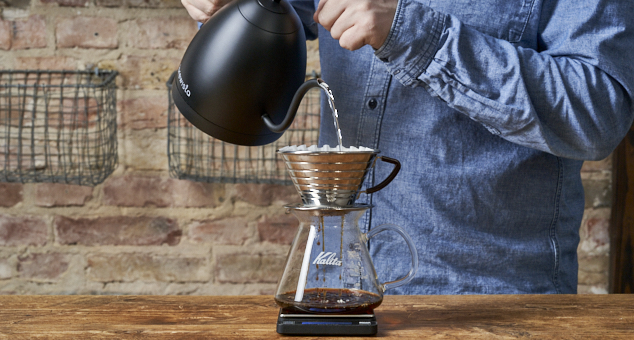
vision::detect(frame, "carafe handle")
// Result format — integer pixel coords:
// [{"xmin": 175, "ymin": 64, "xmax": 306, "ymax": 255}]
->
[{"xmin": 364, "ymin": 223, "xmax": 418, "ymax": 292}]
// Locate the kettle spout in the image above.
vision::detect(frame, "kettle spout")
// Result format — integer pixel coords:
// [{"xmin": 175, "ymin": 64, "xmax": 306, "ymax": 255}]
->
[{"xmin": 262, "ymin": 78, "xmax": 323, "ymax": 133}]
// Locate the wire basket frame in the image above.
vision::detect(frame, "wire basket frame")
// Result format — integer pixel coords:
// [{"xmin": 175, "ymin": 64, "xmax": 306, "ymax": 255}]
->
[
  {"xmin": 0, "ymin": 70, "xmax": 118, "ymax": 186},
  {"xmin": 167, "ymin": 71, "xmax": 321, "ymax": 185}
]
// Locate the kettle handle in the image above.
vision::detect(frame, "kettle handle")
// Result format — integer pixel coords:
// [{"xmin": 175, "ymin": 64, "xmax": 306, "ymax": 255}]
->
[
  {"xmin": 365, "ymin": 223, "xmax": 419, "ymax": 292},
  {"xmin": 262, "ymin": 79, "xmax": 322, "ymax": 133}
]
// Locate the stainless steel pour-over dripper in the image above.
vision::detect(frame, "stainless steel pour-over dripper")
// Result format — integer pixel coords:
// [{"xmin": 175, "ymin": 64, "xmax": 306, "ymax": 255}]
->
[{"xmin": 278, "ymin": 149, "xmax": 401, "ymax": 207}]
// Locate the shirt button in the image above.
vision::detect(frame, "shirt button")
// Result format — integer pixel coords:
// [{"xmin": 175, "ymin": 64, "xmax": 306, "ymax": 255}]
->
[{"xmin": 368, "ymin": 98, "xmax": 378, "ymax": 109}]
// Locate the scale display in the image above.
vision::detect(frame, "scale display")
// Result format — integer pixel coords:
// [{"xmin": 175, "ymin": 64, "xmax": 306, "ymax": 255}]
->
[{"xmin": 276, "ymin": 308, "xmax": 377, "ymax": 335}]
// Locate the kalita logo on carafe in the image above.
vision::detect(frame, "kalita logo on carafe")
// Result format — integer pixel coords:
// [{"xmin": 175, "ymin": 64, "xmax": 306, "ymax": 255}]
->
[{"xmin": 313, "ymin": 252, "xmax": 342, "ymax": 266}]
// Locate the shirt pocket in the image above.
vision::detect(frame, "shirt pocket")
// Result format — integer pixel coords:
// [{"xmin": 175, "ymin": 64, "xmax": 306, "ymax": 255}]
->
[{"xmin": 428, "ymin": 0, "xmax": 536, "ymax": 43}]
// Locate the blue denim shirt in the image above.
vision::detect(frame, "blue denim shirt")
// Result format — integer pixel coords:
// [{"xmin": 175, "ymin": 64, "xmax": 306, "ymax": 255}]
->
[{"xmin": 289, "ymin": 0, "xmax": 634, "ymax": 294}]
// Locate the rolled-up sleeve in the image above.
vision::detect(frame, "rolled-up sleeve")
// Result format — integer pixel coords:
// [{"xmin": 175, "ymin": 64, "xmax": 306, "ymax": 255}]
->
[{"xmin": 375, "ymin": 0, "xmax": 634, "ymax": 160}]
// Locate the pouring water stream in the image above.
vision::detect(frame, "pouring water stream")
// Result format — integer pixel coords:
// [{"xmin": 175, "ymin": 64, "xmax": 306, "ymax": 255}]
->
[
  {"xmin": 293, "ymin": 79, "xmax": 344, "ymax": 302},
  {"xmin": 317, "ymin": 80, "xmax": 344, "ymax": 149}
]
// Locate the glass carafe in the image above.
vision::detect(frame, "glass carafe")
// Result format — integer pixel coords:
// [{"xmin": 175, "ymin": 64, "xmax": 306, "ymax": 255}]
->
[{"xmin": 274, "ymin": 204, "xmax": 418, "ymax": 314}]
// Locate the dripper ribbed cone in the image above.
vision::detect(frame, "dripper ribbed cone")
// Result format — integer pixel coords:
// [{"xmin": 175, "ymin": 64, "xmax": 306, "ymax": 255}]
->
[{"xmin": 279, "ymin": 149, "xmax": 378, "ymax": 207}]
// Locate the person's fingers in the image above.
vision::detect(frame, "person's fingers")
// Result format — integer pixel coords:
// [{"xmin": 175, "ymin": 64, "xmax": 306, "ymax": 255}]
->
[
  {"xmin": 328, "ymin": 8, "xmax": 355, "ymax": 41},
  {"xmin": 182, "ymin": 0, "xmax": 212, "ymax": 23},
  {"xmin": 314, "ymin": 0, "xmax": 346, "ymax": 31},
  {"xmin": 338, "ymin": 25, "xmax": 366, "ymax": 51},
  {"xmin": 314, "ymin": 0, "xmax": 396, "ymax": 51},
  {"xmin": 313, "ymin": 0, "xmax": 327, "ymax": 23}
]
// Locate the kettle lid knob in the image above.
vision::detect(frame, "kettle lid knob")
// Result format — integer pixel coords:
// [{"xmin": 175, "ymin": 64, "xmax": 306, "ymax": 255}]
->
[{"xmin": 239, "ymin": 0, "xmax": 300, "ymax": 34}]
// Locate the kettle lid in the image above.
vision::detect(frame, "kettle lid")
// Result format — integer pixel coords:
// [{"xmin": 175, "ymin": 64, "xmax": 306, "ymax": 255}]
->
[{"xmin": 238, "ymin": 0, "xmax": 300, "ymax": 34}]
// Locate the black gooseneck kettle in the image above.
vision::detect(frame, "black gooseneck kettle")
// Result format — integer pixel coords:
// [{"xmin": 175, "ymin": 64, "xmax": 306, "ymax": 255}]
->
[{"xmin": 172, "ymin": 0, "xmax": 323, "ymax": 146}]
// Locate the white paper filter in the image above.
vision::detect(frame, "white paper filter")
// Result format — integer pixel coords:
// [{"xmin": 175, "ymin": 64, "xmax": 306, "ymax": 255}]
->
[{"xmin": 279, "ymin": 145, "xmax": 374, "ymax": 152}]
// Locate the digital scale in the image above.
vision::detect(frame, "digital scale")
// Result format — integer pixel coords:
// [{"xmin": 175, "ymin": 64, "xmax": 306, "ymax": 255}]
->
[{"xmin": 276, "ymin": 308, "xmax": 378, "ymax": 335}]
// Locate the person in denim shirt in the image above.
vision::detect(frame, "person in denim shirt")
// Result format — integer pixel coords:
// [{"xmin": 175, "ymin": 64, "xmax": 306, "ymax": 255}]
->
[{"xmin": 182, "ymin": 0, "xmax": 634, "ymax": 294}]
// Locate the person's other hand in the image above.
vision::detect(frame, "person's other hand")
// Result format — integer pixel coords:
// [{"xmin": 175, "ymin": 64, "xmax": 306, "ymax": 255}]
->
[
  {"xmin": 314, "ymin": 0, "xmax": 398, "ymax": 51},
  {"xmin": 181, "ymin": 0, "xmax": 234, "ymax": 24}
]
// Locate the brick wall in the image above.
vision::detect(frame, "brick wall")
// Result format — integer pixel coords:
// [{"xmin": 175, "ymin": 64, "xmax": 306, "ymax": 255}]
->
[
  {"xmin": 0, "ymin": 1, "xmax": 611, "ymax": 295},
  {"xmin": 579, "ymin": 158, "xmax": 613, "ymax": 294}
]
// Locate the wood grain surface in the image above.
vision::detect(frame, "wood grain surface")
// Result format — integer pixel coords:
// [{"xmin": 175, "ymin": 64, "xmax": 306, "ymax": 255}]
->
[{"xmin": 0, "ymin": 294, "xmax": 632, "ymax": 339}]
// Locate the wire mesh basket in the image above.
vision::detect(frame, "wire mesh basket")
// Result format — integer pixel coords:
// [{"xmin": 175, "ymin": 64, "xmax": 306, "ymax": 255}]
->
[
  {"xmin": 167, "ymin": 71, "xmax": 320, "ymax": 185},
  {"xmin": 0, "ymin": 70, "xmax": 118, "ymax": 186}
]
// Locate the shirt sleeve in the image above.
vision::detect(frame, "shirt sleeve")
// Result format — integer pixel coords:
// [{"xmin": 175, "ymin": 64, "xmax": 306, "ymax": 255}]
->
[
  {"xmin": 375, "ymin": 0, "xmax": 634, "ymax": 161},
  {"xmin": 288, "ymin": 0, "xmax": 318, "ymax": 40}
]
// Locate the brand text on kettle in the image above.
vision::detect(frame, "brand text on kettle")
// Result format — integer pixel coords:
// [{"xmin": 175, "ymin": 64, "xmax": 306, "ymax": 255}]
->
[
  {"xmin": 178, "ymin": 67, "xmax": 191, "ymax": 97},
  {"xmin": 313, "ymin": 252, "xmax": 342, "ymax": 266}
]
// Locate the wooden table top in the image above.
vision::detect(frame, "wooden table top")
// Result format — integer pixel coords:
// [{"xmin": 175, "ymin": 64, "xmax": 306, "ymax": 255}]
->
[{"xmin": 0, "ymin": 294, "xmax": 632, "ymax": 339}]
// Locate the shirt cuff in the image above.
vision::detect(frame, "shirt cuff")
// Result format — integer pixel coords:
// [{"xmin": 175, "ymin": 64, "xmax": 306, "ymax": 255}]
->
[{"xmin": 374, "ymin": 0, "xmax": 446, "ymax": 87}]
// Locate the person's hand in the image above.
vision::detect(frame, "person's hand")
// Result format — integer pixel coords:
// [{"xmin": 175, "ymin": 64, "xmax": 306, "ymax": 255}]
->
[
  {"xmin": 314, "ymin": 0, "xmax": 398, "ymax": 51},
  {"xmin": 181, "ymin": 0, "xmax": 234, "ymax": 24}
]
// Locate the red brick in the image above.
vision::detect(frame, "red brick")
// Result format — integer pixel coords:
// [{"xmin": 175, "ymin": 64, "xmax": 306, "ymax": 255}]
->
[
  {"xmin": 188, "ymin": 217, "xmax": 251, "ymax": 245},
  {"xmin": 17, "ymin": 253, "xmax": 69, "ymax": 280},
  {"xmin": 0, "ymin": 183, "xmax": 23, "ymax": 207},
  {"xmin": 257, "ymin": 214, "xmax": 298, "ymax": 245},
  {"xmin": 171, "ymin": 179, "xmax": 225, "ymax": 208},
  {"xmin": 586, "ymin": 215, "xmax": 610, "ymax": 247},
  {"xmin": 15, "ymin": 56, "xmax": 77, "ymax": 70},
  {"xmin": 35, "ymin": 183, "xmax": 93, "ymax": 207},
  {"xmin": 41, "ymin": 0, "xmax": 90, "ymax": 6},
  {"xmin": 103, "ymin": 175, "xmax": 172, "ymax": 207},
  {"xmin": 126, "ymin": 17, "xmax": 197, "ymax": 49},
  {"xmin": 233, "ymin": 183, "xmax": 299, "ymax": 207},
  {"xmin": 0, "ymin": 215, "xmax": 48, "ymax": 246},
  {"xmin": 103, "ymin": 174, "xmax": 223, "ymax": 208},
  {"xmin": 99, "ymin": 55, "xmax": 179, "ymax": 89},
  {"xmin": 216, "ymin": 251, "xmax": 286, "ymax": 284},
  {"xmin": 0, "ymin": 20, "xmax": 10, "ymax": 50},
  {"xmin": 55, "ymin": 215, "xmax": 181, "ymax": 246},
  {"xmin": 86, "ymin": 253, "xmax": 208, "ymax": 282},
  {"xmin": 56, "ymin": 17, "xmax": 117, "ymax": 49},
  {"xmin": 118, "ymin": 96, "xmax": 168, "ymax": 130},
  {"xmin": 12, "ymin": 15, "xmax": 47, "ymax": 50},
  {"xmin": 581, "ymin": 208, "xmax": 611, "ymax": 252}
]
